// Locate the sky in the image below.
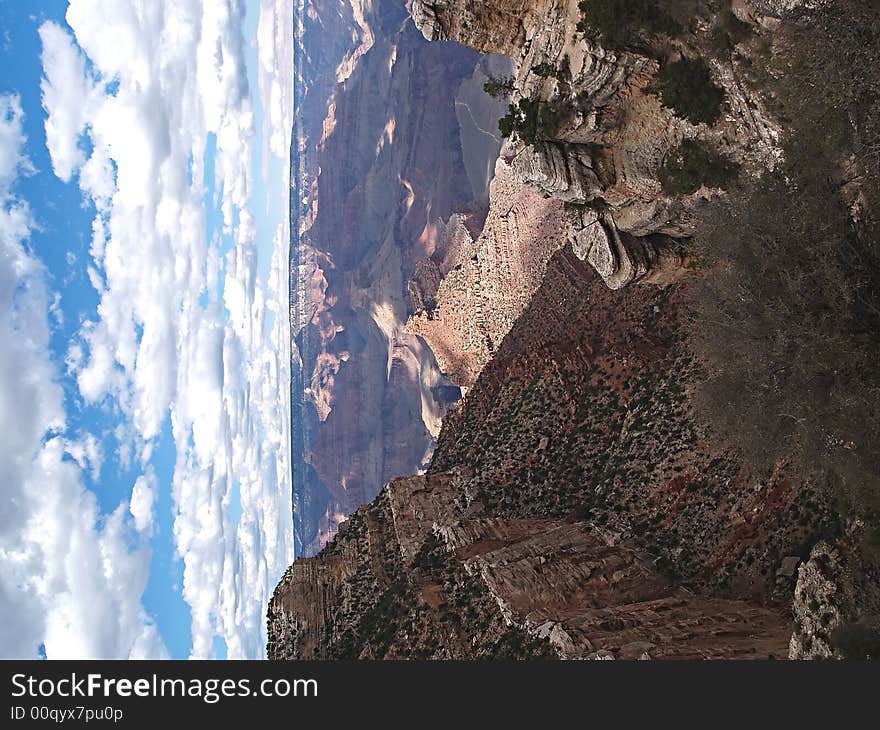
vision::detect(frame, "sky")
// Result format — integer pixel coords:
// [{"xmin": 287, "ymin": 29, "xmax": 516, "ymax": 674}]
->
[{"xmin": 0, "ymin": 0, "xmax": 294, "ymax": 659}]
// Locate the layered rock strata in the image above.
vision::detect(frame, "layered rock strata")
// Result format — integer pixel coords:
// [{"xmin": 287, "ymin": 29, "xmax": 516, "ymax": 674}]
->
[
  {"xmin": 411, "ymin": 0, "xmax": 783, "ymax": 289},
  {"xmin": 268, "ymin": 470, "xmax": 789, "ymax": 660},
  {"xmin": 273, "ymin": 0, "xmax": 862, "ymax": 660}
]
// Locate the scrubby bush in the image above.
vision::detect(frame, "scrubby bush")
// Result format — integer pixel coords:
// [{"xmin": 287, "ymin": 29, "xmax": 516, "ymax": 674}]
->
[
  {"xmin": 576, "ymin": 0, "xmax": 682, "ymax": 49},
  {"xmin": 531, "ymin": 62, "xmax": 558, "ymax": 78},
  {"xmin": 656, "ymin": 57, "xmax": 724, "ymax": 125},
  {"xmin": 483, "ymin": 75, "xmax": 515, "ymax": 99},
  {"xmin": 832, "ymin": 621, "xmax": 880, "ymax": 660},
  {"xmin": 684, "ymin": 0, "xmax": 880, "ymax": 531},
  {"xmin": 498, "ymin": 98, "xmax": 562, "ymax": 145},
  {"xmin": 658, "ymin": 139, "xmax": 738, "ymax": 195},
  {"xmin": 709, "ymin": 7, "xmax": 753, "ymax": 56}
]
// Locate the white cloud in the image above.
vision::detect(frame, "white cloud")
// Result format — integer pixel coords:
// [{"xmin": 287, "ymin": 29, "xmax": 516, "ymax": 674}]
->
[
  {"xmin": 130, "ymin": 468, "xmax": 156, "ymax": 534},
  {"xmin": 49, "ymin": 290, "xmax": 64, "ymax": 326},
  {"xmin": 25, "ymin": 442, "xmax": 167, "ymax": 660},
  {"xmin": 0, "ymin": 96, "xmax": 34, "ymax": 188},
  {"xmin": 37, "ymin": 21, "xmax": 100, "ymax": 182},
  {"xmin": 65, "ymin": 341, "xmax": 84, "ymax": 374},
  {"xmin": 36, "ymin": 0, "xmax": 294, "ymax": 658},
  {"xmin": 0, "ymin": 94, "xmax": 164, "ymax": 659},
  {"xmin": 257, "ymin": 0, "xmax": 294, "ymax": 162},
  {"xmin": 65, "ymin": 431, "xmax": 104, "ymax": 480}
]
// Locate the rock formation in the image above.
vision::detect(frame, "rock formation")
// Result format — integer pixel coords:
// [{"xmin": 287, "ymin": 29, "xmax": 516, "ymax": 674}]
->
[
  {"xmin": 268, "ymin": 471, "xmax": 789, "ymax": 659},
  {"xmin": 270, "ymin": 248, "xmax": 835, "ymax": 659},
  {"xmin": 405, "ymin": 152, "xmax": 573, "ymax": 387},
  {"xmin": 789, "ymin": 532, "xmax": 880, "ymax": 659},
  {"xmin": 411, "ymin": 0, "xmax": 781, "ymax": 290}
]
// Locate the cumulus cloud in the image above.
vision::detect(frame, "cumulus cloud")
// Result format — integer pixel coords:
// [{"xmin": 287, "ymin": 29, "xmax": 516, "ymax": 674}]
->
[
  {"xmin": 65, "ymin": 432, "xmax": 104, "ymax": 480},
  {"xmin": 37, "ymin": 21, "xmax": 100, "ymax": 182},
  {"xmin": 36, "ymin": 0, "xmax": 294, "ymax": 658},
  {"xmin": 130, "ymin": 468, "xmax": 157, "ymax": 534},
  {"xmin": 24, "ymin": 442, "xmax": 167, "ymax": 659},
  {"xmin": 0, "ymin": 95, "xmax": 164, "ymax": 659}
]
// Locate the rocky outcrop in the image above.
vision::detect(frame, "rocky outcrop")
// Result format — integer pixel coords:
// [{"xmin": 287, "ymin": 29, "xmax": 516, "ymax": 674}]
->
[
  {"xmin": 410, "ymin": 0, "xmax": 784, "ymax": 288},
  {"xmin": 404, "ymin": 157, "xmax": 687, "ymax": 394},
  {"xmin": 789, "ymin": 542, "xmax": 848, "ymax": 659},
  {"xmin": 569, "ymin": 211, "xmax": 685, "ymax": 290},
  {"xmin": 405, "ymin": 151, "xmax": 573, "ymax": 387},
  {"xmin": 268, "ymin": 469, "xmax": 790, "ymax": 660},
  {"xmin": 269, "ymin": 249, "xmax": 831, "ymax": 659},
  {"xmin": 411, "ymin": 0, "xmax": 535, "ymax": 55},
  {"xmin": 789, "ymin": 533, "xmax": 880, "ymax": 659}
]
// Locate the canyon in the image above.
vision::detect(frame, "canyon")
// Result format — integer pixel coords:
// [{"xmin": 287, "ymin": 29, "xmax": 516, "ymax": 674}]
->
[
  {"xmin": 275, "ymin": 0, "xmax": 880, "ymax": 659},
  {"xmin": 290, "ymin": 0, "xmax": 511, "ymax": 556}
]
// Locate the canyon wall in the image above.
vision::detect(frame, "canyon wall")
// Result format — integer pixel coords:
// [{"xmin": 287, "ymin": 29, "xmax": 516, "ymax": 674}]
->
[
  {"xmin": 270, "ymin": 251, "xmax": 825, "ymax": 659},
  {"xmin": 290, "ymin": 0, "xmax": 511, "ymax": 555}
]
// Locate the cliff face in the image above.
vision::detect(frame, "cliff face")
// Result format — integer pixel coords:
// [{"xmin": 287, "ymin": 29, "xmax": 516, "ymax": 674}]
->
[
  {"xmin": 411, "ymin": 0, "xmax": 786, "ymax": 290},
  {"xmin": 428, "ymin": 250, "xmax": 837, "ymax": 600},
  {"xmin": 412, "ymin": 0, "xmax": 537, "ymax": 55},
  {"xmin": 269, "ymin": 252, "xmax": 815, "ymax": 659},
  {"xmin": 405, "ymin": 153, "xmax": 573, "ymax": 387},
  {"xmin": 268, "ymin": 473, "xmax": 789, "ymax": 659}
]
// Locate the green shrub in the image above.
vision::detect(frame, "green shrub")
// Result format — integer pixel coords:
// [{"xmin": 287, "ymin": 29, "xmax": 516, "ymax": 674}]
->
[
  {"xmin": 658, "ymin": 139, "xmax": 738, "ymax": 195},
  {"xmin": 531, "ymin": 62, "xmax": 557, "ymax": 78},
  {"xmin": 498, "ymin": 98, "xmax": 562, "ymax": 145},
  {"xmin": 576, "ymin": 0, "xmax": 682, "ymax": 50},
  {"xmin": 656, "ymin": 57, "xmax": 724, "ymax": 125},
  {"xmin": 483, "ymin": 75, "xmax": 515, "ymax": 99}
]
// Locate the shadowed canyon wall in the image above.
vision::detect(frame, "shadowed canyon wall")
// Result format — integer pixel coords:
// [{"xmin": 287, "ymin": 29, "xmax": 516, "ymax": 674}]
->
[{"xmin": 290, "ymin": 0, "xmax": 511, "ymax": 556}]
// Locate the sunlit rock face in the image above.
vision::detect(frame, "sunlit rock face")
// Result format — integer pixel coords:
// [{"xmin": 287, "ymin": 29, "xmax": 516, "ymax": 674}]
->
[
  {"xmin": 290, "ymin": 0, "xmax": 511, "ymax": 556},
  {"xmin": 405, "ymin": 150, "xmax": 573, "ymax": 388}
]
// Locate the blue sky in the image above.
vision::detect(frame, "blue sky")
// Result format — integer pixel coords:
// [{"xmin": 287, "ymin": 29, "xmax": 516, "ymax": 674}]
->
[{"xmin": 0, "ymin": 0, "xmax": 293, "ymax": 659}]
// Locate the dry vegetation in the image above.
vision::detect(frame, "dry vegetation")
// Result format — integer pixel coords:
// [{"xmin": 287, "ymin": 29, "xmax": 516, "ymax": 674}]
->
[{"xmin": 685, "ymin": 0, "xmax": 880, "ymax": 537}]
